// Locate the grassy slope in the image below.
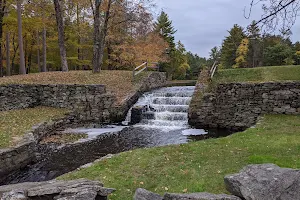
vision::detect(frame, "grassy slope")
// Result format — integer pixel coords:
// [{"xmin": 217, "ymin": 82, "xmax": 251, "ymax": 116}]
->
[
  {"xmin": 0, "ymin": 107, "xmax": 67, "ymax": 148},
  {"xmin": 61, "ymin": 115, "xmax": 300, "ymax": 200},
  {"xmin": 214, "ymin": 65, "xmax": 300, "ymax": 83},
  {"xmin": 0, "ymin": 71, "xmax": 149, "ymax": 104}
]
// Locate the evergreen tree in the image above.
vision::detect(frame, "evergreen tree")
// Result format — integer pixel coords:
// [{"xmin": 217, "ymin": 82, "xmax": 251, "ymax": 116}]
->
[
  {"xmin": 209, "ymin": 46, "xmax": 221, "ymax": 61},
  {"xmin": 220, "ymin": 24, "xmax": 246, "ymax": 68},
  {"xmin": 155, "ymin": 11, "xmax": 177, "ymax": 50},
  {"xmin": 247, "ymin": 21, "xmax": 262, "ymax": 67}
]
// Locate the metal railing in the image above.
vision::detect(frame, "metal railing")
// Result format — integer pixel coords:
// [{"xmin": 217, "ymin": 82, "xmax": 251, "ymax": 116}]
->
[
  {"xmin": 210, "ymin": 60, "xmax": 218, "ymax": 79},
  {"xmin": 132, "ymin": 61, "xmax": 159, "ymax": 81}
]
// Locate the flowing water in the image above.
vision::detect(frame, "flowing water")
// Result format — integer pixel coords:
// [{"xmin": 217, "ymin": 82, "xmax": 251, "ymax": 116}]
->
[{"xmin": 1, "ymin": 86, "xmax": 233, "ymax": 185}]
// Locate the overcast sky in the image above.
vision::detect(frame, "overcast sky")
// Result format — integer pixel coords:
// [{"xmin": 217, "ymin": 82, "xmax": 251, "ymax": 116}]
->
[{"xmin": 154, "ymin": 0, "xmax": 300, "ymax": 58}]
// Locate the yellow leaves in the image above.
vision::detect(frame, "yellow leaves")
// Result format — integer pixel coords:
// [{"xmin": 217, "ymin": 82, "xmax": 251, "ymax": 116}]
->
[{"xmin": 234, "ymin": 38, "xmax": 249, "ymax": 68}]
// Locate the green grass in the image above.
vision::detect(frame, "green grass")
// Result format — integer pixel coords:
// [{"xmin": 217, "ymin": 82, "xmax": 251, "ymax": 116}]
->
[
  {"xmin": 0, "ymin": 107, "xmax": 68, "ymax": 148},
  {"xmin": 214, "ymin": 65, "xmax": 300, "ymax": 83},
  {"xmin": 60, "ymin": 115, "xmax": 300, "ymax": 199}
]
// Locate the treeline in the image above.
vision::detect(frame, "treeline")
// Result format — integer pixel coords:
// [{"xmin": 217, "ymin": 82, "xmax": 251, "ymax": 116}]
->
[
  {"xmin": 212, "ymin": 21, "xmax": 300, "ymax": 69},
  {"xmin": 0, "ymin": 1, "xmax": 164, "ymax": 77},
  {"xmin": 0, "ymin": 0, "xmax": 203, "ymax": 81}
]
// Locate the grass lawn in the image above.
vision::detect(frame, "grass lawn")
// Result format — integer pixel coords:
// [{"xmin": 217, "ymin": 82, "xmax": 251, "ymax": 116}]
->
[
  {"xmin": 0, "ymin": 70, "xmax": 150, "ymax": 104},
  {"xmin": 0, "ymin": 107, "xmax": 67, "ymax": 148},
  {"xmin": 214, "ymin": 65, "xmax": 300, "ymax": 83},
  {"xmin": 60, "ymin": 115, "xmax": 300, "ymax": 200}
]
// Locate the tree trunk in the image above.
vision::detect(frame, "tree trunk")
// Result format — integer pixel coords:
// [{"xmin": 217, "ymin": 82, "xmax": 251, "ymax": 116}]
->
[
  {"xmin": 53, "ymin": 0, "xmax": 68, "ymax": 72},
  {"xmin": 42, "ymin": 27, "xmax": 47, "ymax": 72},
  {"xmin": 92, "ymin": 0, "xmax": 102, "ymax": 73},
  {"xmin": 6, "ymin": 31, "xmax": 10, "ymax": 76},
  {"xmin": 36, "ymin": 30, "xmax": 40, "ymax": 71},
  {"xmin": 0, "ymin": 0, "xmax": 6, "ymax": 77},
  {"xmin": 92, "ymin": 0, "xmax": 111, "ymax": 73},
  {"xmin": 17, "ymin": 0, "xmax": 26, "ymax": 74}
]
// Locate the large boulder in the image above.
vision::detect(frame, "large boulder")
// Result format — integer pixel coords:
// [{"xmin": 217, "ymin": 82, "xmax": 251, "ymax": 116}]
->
[
  {"xmin": 0, "ymin": 179, "xmax": 115, "ymax": 200},
  {"xmin": 163, "ymin": 192, "xmax": 241, "ymax": 200},
  {"xmin": 224, "ymin": 164, "xmax": 300, "ymax": 200},
  {"xmin": 133, "ymin": 188, "xmax": 163, "ymax": 200}
]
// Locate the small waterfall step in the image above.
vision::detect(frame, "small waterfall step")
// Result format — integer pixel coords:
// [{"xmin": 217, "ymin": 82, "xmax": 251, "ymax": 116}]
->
[{"xmin": 126, "ymin": 86, "xmax": 195, "ymax": 130}]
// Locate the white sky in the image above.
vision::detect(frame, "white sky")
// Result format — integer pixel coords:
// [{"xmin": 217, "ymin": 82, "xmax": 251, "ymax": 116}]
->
[{"xmin": 154, "ymin": 0, "xmax": 300, "ymax": 57}]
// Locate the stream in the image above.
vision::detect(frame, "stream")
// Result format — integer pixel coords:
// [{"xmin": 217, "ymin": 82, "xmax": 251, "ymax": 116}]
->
[{"xmin": 1, "ymin": 86, "xmax": 232, "ymax": 185}]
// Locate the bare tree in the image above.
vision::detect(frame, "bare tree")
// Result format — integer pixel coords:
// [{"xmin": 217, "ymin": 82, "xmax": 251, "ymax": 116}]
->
[
  {"xmin": 246, "ymin": 0, "xmax": 300, "ymax": 34},
  {"xmin": 17, "ymin": 0, "xmax": 26, "ymax": 74},
  {"xmin": 53, "ymin": 0, "xmax": 68, "ymax": 72}
]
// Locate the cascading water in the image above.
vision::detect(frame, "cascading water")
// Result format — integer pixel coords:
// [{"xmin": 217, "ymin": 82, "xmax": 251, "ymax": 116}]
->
[{"xmin": 125, "ymin": 86, "xmax": 200, "ymax": 132}]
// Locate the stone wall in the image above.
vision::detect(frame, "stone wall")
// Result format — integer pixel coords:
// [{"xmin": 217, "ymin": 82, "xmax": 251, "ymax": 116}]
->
[
  {"xmin": 189, "ymin": 81, "xmax": 300, "ymax": 130},
  {"xmin": 0, "ymin": 72, "xmax": 166, "ymax": 182},
  {"xmin": 0, "ymin": 72, "xmax": 166, "ymax": 124},
  {"xmin": 0, "ymin": 84, "xmax": 115, "ymax": 123}
]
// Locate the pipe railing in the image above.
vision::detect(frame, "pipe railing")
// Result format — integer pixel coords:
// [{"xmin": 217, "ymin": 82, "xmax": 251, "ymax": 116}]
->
[
  {"xmin": 210, "ymin": 60, "xmax": 218, "ymax": 79},
  {"xmin": 132, "ymin": 61, "xmax": 159, "ymax": 81}
]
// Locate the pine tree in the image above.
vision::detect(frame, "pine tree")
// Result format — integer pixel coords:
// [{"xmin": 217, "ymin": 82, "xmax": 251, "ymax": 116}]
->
[
  {"xmin": 247, "ymin": 21, "xmax": 262, "ymax": 67},
  {"xmin": 155, "ymin": 11, "xmax": 176, "ymax": 50},
  {"xmin": 220, "ymin": 24, "xmax": 246, "ymax": 68}
]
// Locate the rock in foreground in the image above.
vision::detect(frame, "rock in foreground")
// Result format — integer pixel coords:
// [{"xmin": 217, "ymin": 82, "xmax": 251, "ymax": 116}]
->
[
  {"xmin": 134, "ymin": 188, "xmax": 241, "ymax": 200},
  {"xmin": 0, "ymin": 179, "xmax": 115, "ymax": 200},
  {"xmin": 134, "ymin": 188, "xmax": 163, "ymax": 200},
  {"xmin": 224, "ymin": 164, "xmax": 300, "ymax": 200},
  {"xmin": 164, "ymin": 192, "xmax": 241, "ymax": 200}
]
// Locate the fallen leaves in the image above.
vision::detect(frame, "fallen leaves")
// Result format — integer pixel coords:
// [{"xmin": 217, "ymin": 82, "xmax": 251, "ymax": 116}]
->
[{"xmin": 0, "ymin": 107, "xmax": 67, "ymax": 148}]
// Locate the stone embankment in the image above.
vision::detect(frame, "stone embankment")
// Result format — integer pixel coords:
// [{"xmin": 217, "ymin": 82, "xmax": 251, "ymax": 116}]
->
[
  {"xmin": 0, "ymin": 72, "xmax": 166, "ymax": 185},
  {"xmin": 134, "ymin": 164, "xmax": 300, "ymax": 200},
  {"xmin": 189, "ymin": 71, "xmax": 300, "ymax": 130}
]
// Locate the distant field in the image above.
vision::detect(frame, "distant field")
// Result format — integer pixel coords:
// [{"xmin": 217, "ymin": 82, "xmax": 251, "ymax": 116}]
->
[
  {"xmin": 0, "ymin": 107, "xmax": 67, "ymax": 148},
  {"xmin": 0, "ymin": 70, "xmax": 149, "ymax": 104},
  {"xmin": 213, "ymin": 65, "xmax": 300, "ymax": 83}
]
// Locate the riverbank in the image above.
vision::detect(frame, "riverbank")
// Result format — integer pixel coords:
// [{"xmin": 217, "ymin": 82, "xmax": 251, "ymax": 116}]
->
[
  {"xmin": 0, "ymin": 107, "xmax": 67, "ymax": 148},
  {"xmin": 61, "ymin": 114, "xmax": 300, "ymax": 200}
]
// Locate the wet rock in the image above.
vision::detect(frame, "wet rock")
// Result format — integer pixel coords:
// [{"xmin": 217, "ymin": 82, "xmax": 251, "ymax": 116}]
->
[
  {"xmin": 163, "ymin": 192, "xmax": 241, "ymax": 200},
  {"xmin": 0, "ymin": 179, "xmax": 115, "ymax": 200},
  {"xmin": 131, "ymin": 106, "xmax": 145, "ymax": 124},
  {"xmin": 224, "ymin": 164, "xmax": 300, "ymax": 200},
  {"xmin": 133, "ymin": 188, "xmax": 163, "ymax": 200}
]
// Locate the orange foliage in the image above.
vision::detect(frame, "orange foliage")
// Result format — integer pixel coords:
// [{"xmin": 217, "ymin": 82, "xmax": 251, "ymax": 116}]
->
[{"xmin": 116, "ymin": 32, "xmax": 169, "ymax": 67}]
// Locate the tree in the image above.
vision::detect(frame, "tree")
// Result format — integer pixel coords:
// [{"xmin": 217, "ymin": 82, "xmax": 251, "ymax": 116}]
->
[
  {"xmin": 234, "ymin": 38, "xmax": 249, "ymax": 68},
  {"xmin": 209, "ymin": 46, "xmax": 221, "ymax": 61},
  {"xmin": 53, "ymin": 0, "xmax": 68, "ymax": 72},
  {"xmin": 17, "ymin": 0, "xmax": 26, "ymax": 74},
  {"xmin": 247, "ymin": 21, "xmax": 263, "ymax": 67},
  {"xmin": 220, "ymin": 24, "xmax": 246, "ymax": 68},
  {"xmin": 264, "ymin": 43, "xmax": 293, "ymax": 66},
  {"xmin": 186, "ymin": 52, "xmax": 207, "ymax": 79},
  {"xmin": 155, "ymin": 11, "xmax": 176, "ymax": 50},
  {"xmin": 171, "ymin": 41, "xmax": 190, "ymax": 80},
  {"xmin": 246, "ymin": 0, "xmax": 300, "ymax": 34}
]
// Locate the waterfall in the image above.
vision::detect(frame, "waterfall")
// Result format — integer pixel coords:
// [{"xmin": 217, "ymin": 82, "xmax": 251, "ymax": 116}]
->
[{"xmin": 125, "ymin": 86, "xmax": 195, "ymax": 131}]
